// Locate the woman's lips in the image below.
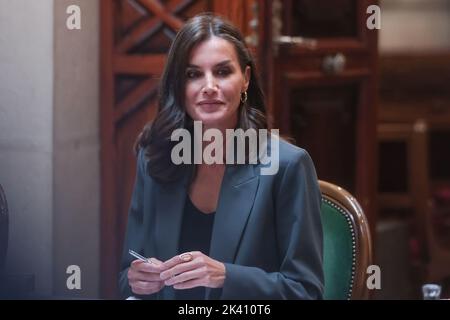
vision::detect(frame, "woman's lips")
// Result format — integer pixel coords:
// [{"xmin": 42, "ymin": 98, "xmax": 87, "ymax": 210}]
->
[{"xmin": 197, "ymin": 102, "xmax": 225, "ymax": 112}]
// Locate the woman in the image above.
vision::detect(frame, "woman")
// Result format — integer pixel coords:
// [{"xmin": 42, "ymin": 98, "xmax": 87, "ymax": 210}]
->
[{"xmin": 118, "ymin": 13, "xmax": 324, "ymax": 300}]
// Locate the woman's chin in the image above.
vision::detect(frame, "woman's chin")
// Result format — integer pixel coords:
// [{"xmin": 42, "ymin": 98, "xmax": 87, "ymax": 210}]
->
[{"xmin": 195, "ymin": 112, "xmax": 229, "ymax": 126}]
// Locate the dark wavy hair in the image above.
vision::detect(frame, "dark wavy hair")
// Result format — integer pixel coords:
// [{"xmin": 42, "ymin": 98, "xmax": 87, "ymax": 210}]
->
[{"xmin": 134, "ymin": 13, "xmax": 268, "ymax": 183}]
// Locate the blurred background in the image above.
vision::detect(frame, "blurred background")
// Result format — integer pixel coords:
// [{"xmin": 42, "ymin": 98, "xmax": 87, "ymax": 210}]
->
[{"xmin": 0, "ymin": 0, "xmax": 449, "ymax": 299}]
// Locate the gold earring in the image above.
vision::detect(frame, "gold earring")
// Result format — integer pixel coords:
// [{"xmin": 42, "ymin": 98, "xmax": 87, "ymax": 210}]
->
[{"xmin": 240, "ymin": 91, "xmax": 248, "ymax": 104}]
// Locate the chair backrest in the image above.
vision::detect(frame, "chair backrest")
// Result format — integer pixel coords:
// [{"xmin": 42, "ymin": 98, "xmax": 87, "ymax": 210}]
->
[
  {"xmin": 320, "ymin": 180, "xmax": 372, "ymax": 299},
  {"xmin": 0, "ymin": 184, "xmax": 9, "ymax": 271}
]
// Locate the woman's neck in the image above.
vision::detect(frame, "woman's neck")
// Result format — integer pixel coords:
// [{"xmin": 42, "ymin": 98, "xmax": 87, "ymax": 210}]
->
[{"xmin": 200, "ymin": 117, "xmax": 238, "ymax": 160}]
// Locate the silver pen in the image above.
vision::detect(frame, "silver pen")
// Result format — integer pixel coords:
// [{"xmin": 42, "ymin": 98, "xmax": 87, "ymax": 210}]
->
[{"xmin": 129, "ymin": 249, "xmax": 152, "ymax": 264}]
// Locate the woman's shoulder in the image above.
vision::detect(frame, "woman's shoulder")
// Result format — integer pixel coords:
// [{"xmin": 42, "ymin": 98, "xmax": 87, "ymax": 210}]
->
[
  {"xmin": 256, "ymin": 135, "xmax": 316, "ymax": 179},
  {"xmin": 277, "ymin": 137, "xmax": 313, "ymax": 168}
]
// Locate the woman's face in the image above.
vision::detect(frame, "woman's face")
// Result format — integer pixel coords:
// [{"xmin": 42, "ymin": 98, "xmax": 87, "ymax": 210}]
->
[{"xmin": 184, "ymin": 36, "xmax": 250, "ymax": 129}]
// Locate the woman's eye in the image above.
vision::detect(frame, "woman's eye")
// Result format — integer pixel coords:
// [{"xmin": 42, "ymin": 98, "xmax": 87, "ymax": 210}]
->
[
  {"xmin": 216, "ymin": 68, "xmax": 231, "ymax": 76},
  {"xmin": 186, "ymin": 70, "xmax": 200, "ymax": 79}
]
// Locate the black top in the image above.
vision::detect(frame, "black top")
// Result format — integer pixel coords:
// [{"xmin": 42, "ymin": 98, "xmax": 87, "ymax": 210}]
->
[{"xmin": 175, "ymin": 196, "xmax": 215, "ymax": 300}]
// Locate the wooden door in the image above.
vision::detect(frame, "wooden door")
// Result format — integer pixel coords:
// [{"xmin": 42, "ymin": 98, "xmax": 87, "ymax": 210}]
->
[
  {"xmin": 100, "ymin": 0, "xmax": 255, "ymax": 299},
  {"xmin": 260, "ymin": 0, "xmax": 379, "ymax": 233}
]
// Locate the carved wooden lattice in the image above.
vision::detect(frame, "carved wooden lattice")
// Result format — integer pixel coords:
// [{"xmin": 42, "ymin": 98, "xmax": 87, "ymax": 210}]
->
[{"xmin": 113, "ymin": 0, "xmax": 211, "ymax": 125}]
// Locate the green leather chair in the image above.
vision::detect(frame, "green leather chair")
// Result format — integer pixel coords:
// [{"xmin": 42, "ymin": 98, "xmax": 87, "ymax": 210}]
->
[{"xmin": 319, "ymin": 180, "xmax": 372, "ymax": 300}]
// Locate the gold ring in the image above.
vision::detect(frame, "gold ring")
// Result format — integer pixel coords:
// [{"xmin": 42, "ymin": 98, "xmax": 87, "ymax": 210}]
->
[{"xmin": 179, "ymin": 252, "xmax": 193, "ymax": 262}]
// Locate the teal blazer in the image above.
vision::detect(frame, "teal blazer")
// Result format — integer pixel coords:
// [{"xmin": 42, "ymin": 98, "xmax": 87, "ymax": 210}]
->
[{"xmin": 118, "ymin": 139, "xmax": 324, "ymax": 299}]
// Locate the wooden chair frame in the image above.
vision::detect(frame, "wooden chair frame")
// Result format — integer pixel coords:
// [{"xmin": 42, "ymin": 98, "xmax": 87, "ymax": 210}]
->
[{"xmin": 320, "ymin": 180, "xmax": 373, "ymax": 299}]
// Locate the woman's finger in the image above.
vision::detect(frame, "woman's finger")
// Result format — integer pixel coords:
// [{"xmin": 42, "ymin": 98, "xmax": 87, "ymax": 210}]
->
[
  {"xmin": 132, "ymin": 280, "xmax": 164, "ymax": 291},
  {"xmin": 160, "ymin": 258, "xmax": 201, "ymax": 281},
  {"xmin": 132, "ymin": 259, "xmax": 162, "ymax": 273},
  {"xmin": 164, "ymin": 267, "xmax": 206, "ymax": 286},
  {"xmin": 131, "ymin": 281, "xmax": 164, "ymax": 295},
  {"xmin": 128, "ymin": 270, "xmax": 162, "ymax": 282},
  {"xmin": 161, "ymin": 251, "xmax": 197, "ymax": 271}
]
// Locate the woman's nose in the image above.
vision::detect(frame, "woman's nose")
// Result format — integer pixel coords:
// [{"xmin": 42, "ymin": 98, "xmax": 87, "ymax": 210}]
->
[{"xmin": 202, "ymin": 74, "xmax": 218, "ymax": 95}]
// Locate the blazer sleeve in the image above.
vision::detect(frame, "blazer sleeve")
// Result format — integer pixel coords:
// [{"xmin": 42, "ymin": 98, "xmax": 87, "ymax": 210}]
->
[
  {"xmin": 117, "ymin": 149, "xmax": 157, "ymax": 300},
  {"xmin": 220, "ymin": 149, "xmax": 324, "ymax": 299}
]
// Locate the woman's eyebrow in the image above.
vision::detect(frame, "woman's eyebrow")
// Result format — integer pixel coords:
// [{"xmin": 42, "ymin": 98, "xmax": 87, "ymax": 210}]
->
[
  {"xmin": 187, "ymin": 60, "xmax": 232, "ymax": 69},
  {"xmin": 215, "ymin": 60, "xmax": 232, "ymax": 67}
]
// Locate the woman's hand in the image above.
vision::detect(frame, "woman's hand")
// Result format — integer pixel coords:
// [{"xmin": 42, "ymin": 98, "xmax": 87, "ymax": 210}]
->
[
  {"xmin": 160, "ymin": 251, "xmax": 226, "ymax": 290},
  {"xmin": 128, "ymin": 257, "xmax": 165, "ymax": 295}
]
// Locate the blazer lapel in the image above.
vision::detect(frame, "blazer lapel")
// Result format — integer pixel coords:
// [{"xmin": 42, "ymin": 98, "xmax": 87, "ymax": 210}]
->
[
  {"xmin": 154, "ymin": 172, "xmax": 190, "ymax": 262},
  {"xmin": 209, "ymin": 164, "xmax": 259, "ymax": 264},
  {"xmin": 206, "ymin": 164, "xmax": 259, "ymax": 300}
]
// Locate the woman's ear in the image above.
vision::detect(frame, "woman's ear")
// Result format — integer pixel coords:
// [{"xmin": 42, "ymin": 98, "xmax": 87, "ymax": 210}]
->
[{"xmin": 243, "ymin": 66, "xmax": 251, "ymax": 91}]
